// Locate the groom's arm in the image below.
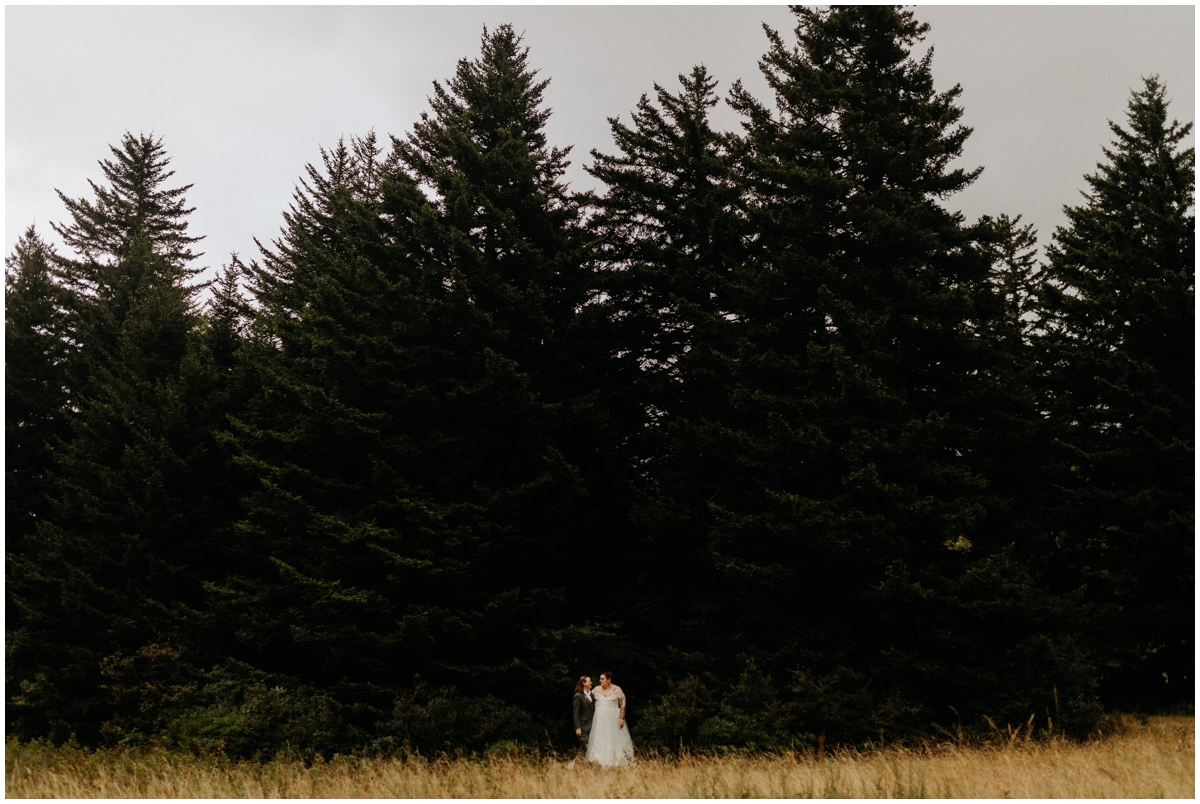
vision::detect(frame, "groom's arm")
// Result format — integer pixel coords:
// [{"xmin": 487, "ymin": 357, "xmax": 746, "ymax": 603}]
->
[{"xmin": 572, "ymin": 694, "xmax": 583, "ymax": 732}]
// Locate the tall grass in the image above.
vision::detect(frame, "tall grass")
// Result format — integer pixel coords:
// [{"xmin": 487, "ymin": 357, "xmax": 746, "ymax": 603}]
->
[{"xmin": 6, "ymin": 714, "xmax": 1192, "ymax": 798}]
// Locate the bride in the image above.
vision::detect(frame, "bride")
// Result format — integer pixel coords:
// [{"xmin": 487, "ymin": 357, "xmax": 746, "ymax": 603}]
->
[{"xmin": 586, "ymin": 671, "xmax": 635, "ymax": 767}]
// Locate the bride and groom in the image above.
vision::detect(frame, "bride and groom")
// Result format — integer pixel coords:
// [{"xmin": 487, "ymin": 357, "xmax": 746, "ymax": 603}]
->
[{"xmin": 570, "ymin": 672, "xmax": 634, "ymax": 768}]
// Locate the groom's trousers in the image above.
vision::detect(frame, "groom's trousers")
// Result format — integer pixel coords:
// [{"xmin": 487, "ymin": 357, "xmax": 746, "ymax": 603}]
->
[{"xmin": 577, "ymin": 727, "xmax": 590, "ymax": 760}]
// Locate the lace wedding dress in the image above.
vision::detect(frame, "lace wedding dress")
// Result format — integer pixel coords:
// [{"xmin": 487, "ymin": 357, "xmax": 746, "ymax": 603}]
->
[{"xmin": 586, "ymin": 685, "xmax": 635, "ymax": 767}]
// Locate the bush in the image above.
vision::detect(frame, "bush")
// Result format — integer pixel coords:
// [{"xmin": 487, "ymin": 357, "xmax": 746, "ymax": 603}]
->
[
  {"xmin": 92, "ymin": 646, "xmax": 546, "ymax": 759},
  {"xmin": 636, "ymin": 676, "xmax": 715, "ymax": 748},
  {"xmin": 165, "ymin": 679, "xmax": 343, "ymax": 761},
  {"xmin": 98, "ymin": 642, "xmax": 201, "ymax": 747},
  {"xmin": 638, "ymin": 662, "xmax": 816, "ymax": 751},
  {"xmin": 372, "ymin": 683, "xmax": 539, "ymax": 756},
  {"xmin": 98, "ymin": 652, "xmax": 346, "ymax": 761}
]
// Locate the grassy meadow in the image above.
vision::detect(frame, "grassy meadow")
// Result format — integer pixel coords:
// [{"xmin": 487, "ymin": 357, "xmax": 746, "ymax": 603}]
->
[{"xmin": 5, "ymin": 714, "xmax": 1192, "ymax": 798}]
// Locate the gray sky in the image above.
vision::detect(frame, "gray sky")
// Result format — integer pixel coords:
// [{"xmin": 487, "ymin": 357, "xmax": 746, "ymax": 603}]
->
[{"xmin": 6, "ymin": 5, "xmax": 1195, "ymax": 283}]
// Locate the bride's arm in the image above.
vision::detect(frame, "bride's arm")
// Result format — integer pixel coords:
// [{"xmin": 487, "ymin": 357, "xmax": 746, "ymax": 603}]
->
[{"xmin": 617, "ymin": 686, "xmax": 626, "ymax": 723}]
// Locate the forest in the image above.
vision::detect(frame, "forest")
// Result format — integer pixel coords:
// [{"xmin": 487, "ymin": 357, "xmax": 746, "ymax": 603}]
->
[{"xmin": 5, "ymin": 7, "xmax": 1194, "ymax": 759}]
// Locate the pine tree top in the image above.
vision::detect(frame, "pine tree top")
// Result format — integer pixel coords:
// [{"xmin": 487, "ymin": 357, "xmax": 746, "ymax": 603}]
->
[
  {"xmin": 5, "ymin": 226, "xmax": 67, "ymax": 363},
  {"xmin": 395, "ymin": 24, "xmax": 572, "ymax": 205},
  {"xmin": 1058, "ymin": 75, "xmax": 1194, "ymax": 253},
  {"xmin": 730, "ymin": 5, "xmax": 980, "ymax": 202},
  {"xmin": 1043, "ymin": 76, "xmax": 1195, "ymax": 349},
  {"xmin": 6, "ymin": 225, "xmax": 55, "ymax": 285},
  {"xmin": 588, "ymin": 65, "xmax": 730, "ymax": 206},
  {"xmin": 52, "ymin": 132, "xmax": 204, "ymax": 275}
]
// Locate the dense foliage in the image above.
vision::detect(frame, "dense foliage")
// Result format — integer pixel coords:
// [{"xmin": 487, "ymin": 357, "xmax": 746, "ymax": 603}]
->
[{"xmin": 6, "ymin": 11, "xmax": 1193, "ymax": 758}]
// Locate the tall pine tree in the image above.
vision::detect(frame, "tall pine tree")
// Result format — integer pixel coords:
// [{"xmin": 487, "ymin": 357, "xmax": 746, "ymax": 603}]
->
[
  {"xmin": 5, "ymin": 228, "xmax": 69, "ymax": 555},
  {"xmin": 7, "ymin": 135, "xmax": 214, "ymax": 743},
  {"xmin": 52, "ymin": 132, "xmax": 202, "ymax": 269},
  {"xmin": 224, "ymin": 26, "xmax": 602, "ymax": 738},
  {"xmin": 1038, "ymin": 76, "xmax": 1194, "ymax": 707},
  {"xmin": 386, "ymin": 27, "xmax": 603, "ymax": 703},
  {"xmin": 585, "ymin": 65, "xmax": 752, "ymax": 677},
  {"xmin": 650, "ymin": 5, "xmax": 1096, "ymax": 736},
  {"xmin": 216, "ymin": 134, "xmax": 428, "ymax": 724}
]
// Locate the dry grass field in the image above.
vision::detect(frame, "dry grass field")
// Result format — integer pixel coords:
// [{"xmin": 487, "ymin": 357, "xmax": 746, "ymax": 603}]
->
[{"xmin": 6, "ymin": 714, "xmax": 1192, "ymax": 798}]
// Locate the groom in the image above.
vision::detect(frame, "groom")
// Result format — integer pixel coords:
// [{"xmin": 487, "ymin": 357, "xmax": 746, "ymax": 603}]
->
[{"xmin": 569, "ymin": 675, "xmax": 594, "ymax": 768}]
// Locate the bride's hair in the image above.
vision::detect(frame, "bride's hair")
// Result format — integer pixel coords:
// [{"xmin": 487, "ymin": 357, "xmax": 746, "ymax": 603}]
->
[
  {"xmin": 573, "ymin": 676, "xmax": 589, "ymax": 693},
  {"xmin": 600, "ymin": 671, "xmax": 613, "ymax": 682}
]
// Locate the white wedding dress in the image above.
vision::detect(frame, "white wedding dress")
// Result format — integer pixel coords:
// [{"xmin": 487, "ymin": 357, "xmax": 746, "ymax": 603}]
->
[{"xmin": 586, "ymin": 685, "xmax": 635, "ymax": 767}]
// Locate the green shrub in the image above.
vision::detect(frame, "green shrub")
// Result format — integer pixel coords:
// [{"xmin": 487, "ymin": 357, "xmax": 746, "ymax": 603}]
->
[
  {"xmin": 639, "ymin": 662, "xmax": 816, "ymax": 751},
  {"xmin": 636, "ymin": 676, "xmax": 715, "ymax": 748},
  {"xmin": 163, "ymin": 681, "xmax": 342, "ymax": 761},
  {"xmin": 373, "ymin": 684, "xmax": 538, "ymax": 756},
  {"xmin": 97, "ymin": 643, "xmax": 201, "ymax": 747},
  {"xmin": 99, "ymin": 656, "xmax": 347, "ymax": 760}
]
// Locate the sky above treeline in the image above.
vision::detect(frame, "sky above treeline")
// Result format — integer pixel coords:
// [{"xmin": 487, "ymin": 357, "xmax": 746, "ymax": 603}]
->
[{"xmin": 6, "ymin": 5, "xmax": 1195, "ymax": 282}]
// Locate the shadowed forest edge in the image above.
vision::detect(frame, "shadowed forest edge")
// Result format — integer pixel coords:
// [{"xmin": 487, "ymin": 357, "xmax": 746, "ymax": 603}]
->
[{"xmin": 5, "ymin": 7, "xmax": 1193, "ymax": 760}]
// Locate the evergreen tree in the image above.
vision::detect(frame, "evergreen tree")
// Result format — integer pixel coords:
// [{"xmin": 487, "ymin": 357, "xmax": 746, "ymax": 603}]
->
[
  {"xmin": 391, "ymin": 28, "xmax": 611, "ymax": 572},
  {"xmin": 387, "ymin": 25, "xmax": 610, "ymax": 703},
  {"xmin": 971, "ymin": 212, "xmax": 1078, "ymax": 625},
  {"xmin": 649, "ymin": 5, "xmax": 1096, "ymax": 735},
  {"xmin": 392, "ymin": 25, "xmax": 590, "ymax": 380},
  {"xmin": 584, "ymin": 65, "xmax": 751, "ymax": 672},
  {"xmin": 5, "ymin": 228, "xmax": 69, "ymax": 554},
  {"xmin": 586, "ymin": 65, "xmax": 747, "ymax": 454},
  {"xmin": 587, "ymin": 65, "xmax": 746, "ymax": 376},
  {"xmin": 49, "ymin": 131, "xmax": 205, "ymax": 408},
  {"xmin": 5, "ymin": 228, "xmax": 73, "ymax": 740},
  {"xmin": 203, "ymin": 256, "xmax": 252, "ymax": 373},
  {"xmin": 187, "ymin": 255, "xmax": 257, "ymax": 605},
  {"xmin": 1038, "ymin": 76, "xmax": 1194, "ymax": 707},
  {"xmin": 52, "ymin": 132, "xmax": 202, "ymax": 270},
  {"xmin": 7, "ymin": 135, "xmax": 214, "ymax": 743},
  {"xmin": 216, "ymin": 133, "xmax": 426, "ymax": 720},
  {"xmin": 225, "ymin": 26, "xmax": 600, "ymax": 737},
  {"xmin": 985, "ymin": 214, "xmax": 1041, "ymax": 348}
]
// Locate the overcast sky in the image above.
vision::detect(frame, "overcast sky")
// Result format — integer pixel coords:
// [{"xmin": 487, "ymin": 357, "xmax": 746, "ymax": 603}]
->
[{"xmin": 6, "ymin": 5, "xmax": 1195, "ymax": 283}]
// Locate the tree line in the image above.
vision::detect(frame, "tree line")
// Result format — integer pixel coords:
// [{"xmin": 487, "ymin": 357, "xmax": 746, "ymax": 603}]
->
[{"xmin": 6, "ymin": 7, "xmax": 1193, "ymax": 758}]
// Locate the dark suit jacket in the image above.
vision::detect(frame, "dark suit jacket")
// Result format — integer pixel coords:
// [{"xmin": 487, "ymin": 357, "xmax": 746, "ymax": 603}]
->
[{"xmin": 572, "ymin": 691, "xmax": 594, "ymax": 734}]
